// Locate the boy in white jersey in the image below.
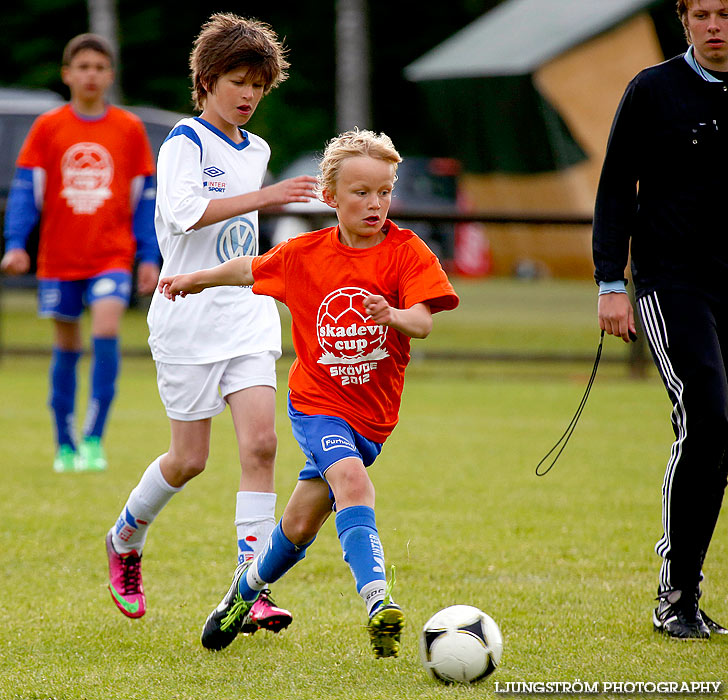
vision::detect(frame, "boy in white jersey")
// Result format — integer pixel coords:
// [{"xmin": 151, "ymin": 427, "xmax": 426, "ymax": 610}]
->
[{"xmin": 104, "ymin": 13, "xmax": 316, "ymax": 641}]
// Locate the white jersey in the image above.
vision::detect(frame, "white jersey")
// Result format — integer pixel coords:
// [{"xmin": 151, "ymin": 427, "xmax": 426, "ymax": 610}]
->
[{"xmin": 148, "ymin": 117, "xmax": 281, "ymax": 364}]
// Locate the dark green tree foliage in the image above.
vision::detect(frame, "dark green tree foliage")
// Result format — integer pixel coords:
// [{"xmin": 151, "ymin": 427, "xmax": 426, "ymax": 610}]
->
[{"xmin": 0, "ymin": 0, "xmax": 499, "ymax": 171}]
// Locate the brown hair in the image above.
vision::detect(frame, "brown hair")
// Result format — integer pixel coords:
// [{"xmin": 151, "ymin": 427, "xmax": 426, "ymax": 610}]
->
[
  {"xmin": 676, "ymin": 0, "xmax": 689, "ymax": 23},
  {"xmin": 318, "ymin": 128, "xmax": 402, "ymax": 196},
  {"xmin": 62, "ymin": 33, "xmax": 114, "ymax": 66},
  {"xmin": 189, "ymin": 13, "xmax": 289, "ymax": 111}
]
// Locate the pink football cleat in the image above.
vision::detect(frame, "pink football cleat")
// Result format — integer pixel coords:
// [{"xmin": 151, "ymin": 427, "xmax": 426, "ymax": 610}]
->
[
  {"xmin": 106, "ymin": 532, "xmax": 146, "ymax": 618},
  {"xmin": 240, "ymin": 589, "xmax": 293, "ymax": 635}
]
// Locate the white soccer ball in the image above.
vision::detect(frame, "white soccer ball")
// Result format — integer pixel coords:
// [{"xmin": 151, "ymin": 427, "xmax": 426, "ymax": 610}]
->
[{"xmin": 419, "ymin": 605, "xmax": 503, "ymax": 684}]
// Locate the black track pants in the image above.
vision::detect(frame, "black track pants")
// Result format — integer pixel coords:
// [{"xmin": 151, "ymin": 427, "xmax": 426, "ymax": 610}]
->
[{"xmin": 637, "ymin": 289, "xmax": 728, "ymax": 594}]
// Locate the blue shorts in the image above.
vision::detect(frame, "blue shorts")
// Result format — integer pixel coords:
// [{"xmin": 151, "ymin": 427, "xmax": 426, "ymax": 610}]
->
[
  {"xmin": 288, "ymin": 396, "xmax": 383, "ymax": 486},
  {"xmin": 38, "ymin": 270, "xmax": 132, "ymax": 321}
]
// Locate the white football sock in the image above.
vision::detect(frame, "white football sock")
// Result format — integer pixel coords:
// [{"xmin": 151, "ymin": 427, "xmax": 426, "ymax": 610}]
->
[
  {"xmin": 235, "ymin": 490, "xmax": 276, "ymax": 564},
  {"xmin": 111, "ymin": 456, "xmax": 182, "ymax": 554},
  {"xmin": 361, "ymin": 580, "xmax": 387, "ymax": 616}
]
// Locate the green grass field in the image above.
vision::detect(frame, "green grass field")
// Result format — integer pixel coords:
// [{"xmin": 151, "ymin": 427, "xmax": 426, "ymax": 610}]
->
[{"xmin": 0, "ymin": 279, "xmax": 726, "ymax": 700}]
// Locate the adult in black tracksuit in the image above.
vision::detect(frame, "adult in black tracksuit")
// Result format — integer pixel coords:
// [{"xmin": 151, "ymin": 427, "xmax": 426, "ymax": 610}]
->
[{"xmin": 593, "ymin": 0, "xmax": 728, "ymax": 640}]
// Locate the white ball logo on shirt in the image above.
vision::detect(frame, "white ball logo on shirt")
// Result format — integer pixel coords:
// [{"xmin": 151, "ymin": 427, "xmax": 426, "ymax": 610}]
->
[
  {"xmin": 60, "ymin": 142, "xmax": 114, "ymax": 214},
  {"xmin": 316, "ymin": 287, "xmax": 389, "ymax": 365},
  {"xmin": 217, "ymin": 216, "xmax": 258, "ymax": 262}
]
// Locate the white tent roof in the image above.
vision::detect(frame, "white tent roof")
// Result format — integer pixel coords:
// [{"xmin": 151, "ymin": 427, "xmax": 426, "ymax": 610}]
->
[{"xmin": 405, "ymin": 0, "xmax": 659, "ymax": 80}]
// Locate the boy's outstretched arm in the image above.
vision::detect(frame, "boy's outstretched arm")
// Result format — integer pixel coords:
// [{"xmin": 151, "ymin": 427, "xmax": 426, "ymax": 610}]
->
[
  {"xmin": 363, "ymin": 296, "xmax": 433, "ymax": 339},
  {"xmin": 159, "ymin": 256, "xmax": 255, "ymax": 300},
  {"xmin": 191, "ymin": 175, "xmax": 317, "ymax": 230}
]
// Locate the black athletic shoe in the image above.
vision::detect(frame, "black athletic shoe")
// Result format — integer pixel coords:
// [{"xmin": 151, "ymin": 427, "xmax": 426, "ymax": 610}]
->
[
  {"xmin": 700, "ymin": 609, "xmax": 728, "ymax": 635},
  {"xmin": 653, "ymin": 590, "xmax": 710, "ymax": 640},
  {"xmin": 201, "ymin": 564, "xmax": 257, "ymax": 651},
  {"xmin": 368, "ymin": 602, "xmax": 405, "ymax": 658},
  {"xmin": 367, "ymin": 567, "xmax": 404, "ymax": 659}
]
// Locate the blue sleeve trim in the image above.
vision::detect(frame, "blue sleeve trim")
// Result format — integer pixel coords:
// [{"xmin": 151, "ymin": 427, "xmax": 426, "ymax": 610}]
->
[
  {"xmin": 598, "ymin": 280, "xmax": 628, "ymax": 295},
  {"xmin": 133, "ymin": 175, "xmax": 160, "ymax": 263},
  {"xmin": 163, "ymin": 124, "xmax": 203, "ymax": 161},
  {"xmin": 3, "ymin": 167, "xmax": 39, "ymax": 251}
]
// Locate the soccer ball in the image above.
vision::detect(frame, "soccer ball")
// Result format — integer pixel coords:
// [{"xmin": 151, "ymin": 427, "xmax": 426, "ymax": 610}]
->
[{"xmin": 419, "ymin": 605, "xmax": 503, "ymax": 684}]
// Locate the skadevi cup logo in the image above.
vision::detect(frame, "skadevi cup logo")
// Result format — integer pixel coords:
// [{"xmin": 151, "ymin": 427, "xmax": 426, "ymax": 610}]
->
[{"xmin": 316, "ymin": 287, "xmax": 389, "ymax": 365}]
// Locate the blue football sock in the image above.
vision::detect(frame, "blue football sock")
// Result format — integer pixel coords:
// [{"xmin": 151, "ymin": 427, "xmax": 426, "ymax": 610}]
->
[
  {"xmin": 84, "ymin": 336, "xmax": 119, "ymax": 439},
  {"xmin": 238, "ymin": 522, "xmax": 314, "ymax": 601},
  {"xmin": 49, "ymin": 348, "xmax": 81, "ymax": 448},
  {"xmin": 335, "ymin": 505, "xmax": 386, "ymax": 596}
]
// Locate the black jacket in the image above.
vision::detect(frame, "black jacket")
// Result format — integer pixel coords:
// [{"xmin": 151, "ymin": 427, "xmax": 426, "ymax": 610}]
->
[{"xmin": 593, "ymin": 53, "xmax": 728, "ymax": 299}]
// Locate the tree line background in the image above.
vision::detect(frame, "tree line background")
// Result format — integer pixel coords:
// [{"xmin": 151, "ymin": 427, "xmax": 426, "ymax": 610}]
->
[{"xmin": 0, "ymin": 0, "xmax": 496, "ymax": 173}]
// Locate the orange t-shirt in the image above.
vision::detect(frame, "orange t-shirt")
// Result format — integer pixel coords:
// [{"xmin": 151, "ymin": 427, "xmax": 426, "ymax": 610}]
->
[
  {"xmin": 16, "ymin": 104, "xmax": 155, "ymax": 280},
  {"xmin": 252, "ymin": 221, "xmax": 459, "ymax": 442}
]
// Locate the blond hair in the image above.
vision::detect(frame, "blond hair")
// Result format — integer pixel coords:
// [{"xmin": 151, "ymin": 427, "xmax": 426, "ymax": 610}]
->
[
  {"xmin": 318, "ymin": 129, "xmax": 402, "ymax": 195},
  {"xmin": 189, "ymin": 13, "xmax": 289, "ymax": 111}
]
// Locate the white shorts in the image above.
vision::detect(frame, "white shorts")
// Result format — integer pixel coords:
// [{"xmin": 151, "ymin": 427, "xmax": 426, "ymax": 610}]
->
[{"xmin": 156, "ymin": 351, "xmax": 277, "ymax": 421}]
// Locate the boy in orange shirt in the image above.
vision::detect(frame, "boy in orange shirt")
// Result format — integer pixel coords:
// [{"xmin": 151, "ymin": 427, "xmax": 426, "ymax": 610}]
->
[
  {"xmin": 159, "ymin": 129, "xmax": 459, "ymax": 657},
  {"xmin": 1, "ymin": 34, "xmax": 158, "ymax": 472}
]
